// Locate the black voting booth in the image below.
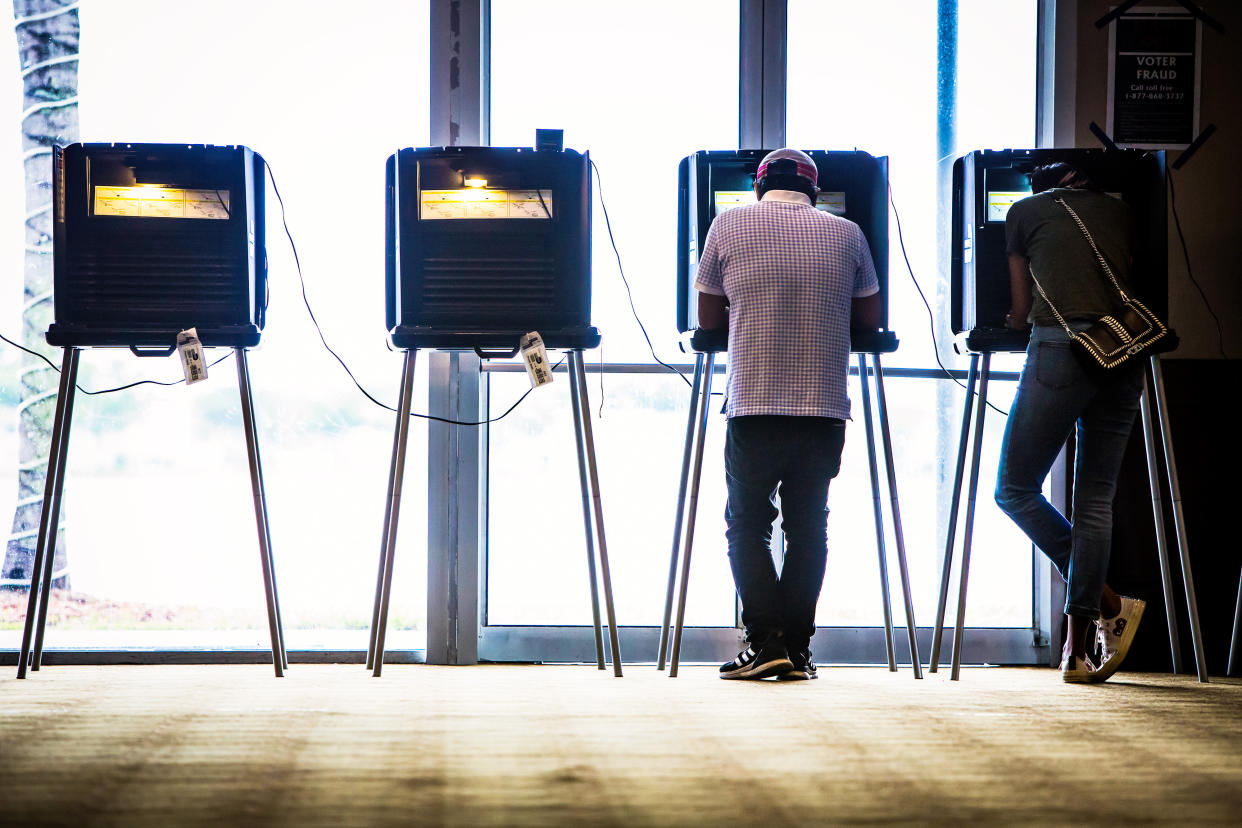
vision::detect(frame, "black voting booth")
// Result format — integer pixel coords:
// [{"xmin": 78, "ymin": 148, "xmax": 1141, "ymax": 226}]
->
[
  {"xmin": 930, "ymin": 148, "xmax": 1207, "ymax": 681},
  {"xmin": 659, "ymin": 149, "xmax": 921, "ymax": 678},
  {"xmin": 950, "ymin": 147, "xmax": 1168, "ymax": 352},
  {"xmin": 19, "ymin": 142, "xmax": 286, "ymax": 678},
  {"xmin": 366, "ymin": 141, "xmax": 622, "ymax": 676},
  {"xmin": 384, "ymin": 145, "xmax": 598, "ymax": 352}
]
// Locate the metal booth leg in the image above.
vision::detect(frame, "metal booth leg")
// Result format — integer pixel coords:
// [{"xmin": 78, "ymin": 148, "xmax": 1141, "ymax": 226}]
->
[
  {"xmin": 18, "ymin": 347, "xmax": 79, "ymax": 678},
  {"xmin": 30, "ymin": 350, "xmax": 81, "ymax": 672},
  {"xmin": 237, "ymin": 349, "xmax": 287, "ymax": 670},
  {"xmin": 368, "ymin": 349, "xmax": 415, "ymax": 670},
  {"xmin": 857, "ymin": 354, "xmax": 897, "ymax": 671},
  {"xmin": 951, "ymin": 352, "xmax": 991, "ymax": 680},
  {"xmin": 658, "ymin": 354, "xmax": 705, "ymax": 670},
  {"xmin": 1139, "ymin": 367, "xmax": 1183, "ymax": 674},
  {"xmin": 236, "ymin": 348, "xmax": 285, "ymax": 677},
  {"xmin": 570, "ymin": 350, "xmax": 623, "ymax": 676},
  {"xmin": 568, "ymin": 350, "xmax": 606, "ymax": 670},
  {"xmin": 929, "ymin": 354, "xmax": 980, "ymax": 672},
  {"xmin": 369, "ymin": 349, "xmax": 417, "ymax": 677},
  {"xmin": 1230, "ymin": 570, "xmax": 1242, "ymax": 677},
  {"xmin": 872, "ymin": 354, "xmax": 922, "ymax": 678},
  {"xmin": 1148, "ymin": 356, "xmax": 1208, "ymax": 682},
  {"xmin": 669, "ymin": 353, "xmax": 714, "ymax": 678}
]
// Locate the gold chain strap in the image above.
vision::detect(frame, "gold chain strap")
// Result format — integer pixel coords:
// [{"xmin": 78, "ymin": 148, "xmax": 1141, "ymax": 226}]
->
[
  {"xmin": 1054, "ymin": 197, "xmax": 1130, "ymax": 302},
  {"xmin": 1028, "ymin": 196, "xmax": 1129, "ymax": 336}
]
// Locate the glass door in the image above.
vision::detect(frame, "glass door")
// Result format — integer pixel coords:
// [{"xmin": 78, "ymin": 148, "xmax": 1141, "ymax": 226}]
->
[{"xmin": 481, "ymin": 0, "xmax": 740, "ymax": 662}]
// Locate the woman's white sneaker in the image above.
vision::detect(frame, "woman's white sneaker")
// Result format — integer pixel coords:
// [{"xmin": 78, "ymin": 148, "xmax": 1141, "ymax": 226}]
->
[
  {"xmin": 1061, "ymin": 652, "xmax": 1098, "ymax": 683},
  {"xmin": 1094, "ymin": 596, "xmax": 1146, "ymax": 681}
]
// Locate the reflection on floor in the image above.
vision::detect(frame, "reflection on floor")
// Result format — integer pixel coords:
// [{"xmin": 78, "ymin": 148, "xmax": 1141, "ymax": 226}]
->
[{"xmin": 2, "ymin": 664, "xmax": 1241, "ymax": 826}]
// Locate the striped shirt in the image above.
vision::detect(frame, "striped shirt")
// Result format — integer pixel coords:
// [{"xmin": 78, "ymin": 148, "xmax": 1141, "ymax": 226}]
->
[{"xmin": 693, "ymin": 190, "xmax": 878, "ymax": 420}]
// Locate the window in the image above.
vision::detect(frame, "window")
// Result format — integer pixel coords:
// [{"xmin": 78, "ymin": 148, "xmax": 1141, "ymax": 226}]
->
[
  {"xmin": 1, "ymin": 1, "xmax": 1051, "ymax": 661},
  {"xmin": 787, "ymin": 0, "xmax": 1038, "ymax": 626},
  {"xmin": 1, "ymin": 0, "xmax": 431, "ymax": 651},
  {"xmin": 486, "ymin": 0, "xmax": 738, "ymax": 627}
]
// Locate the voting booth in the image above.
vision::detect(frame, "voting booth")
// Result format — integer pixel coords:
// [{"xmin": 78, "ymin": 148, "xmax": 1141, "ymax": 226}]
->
[
  {"xmin": 18, "ymin": 143, "xmax": 286, "ymax": 679},
  {"xmin": 50, "ymin": 143, "xmax": 267, "ymax": 349},
  {"xmin": 385, "ymin": 144, "xmax": 598, "ymax": 352},
  {"xmin": 675, "ymin": 148, "xmax": 895, "ymax": 353},
  {"xmin": 368, "ymin": 139, "xmax": 621, "ymax": 677},
  {"xmin": 950, "ymin": 147, "xmax": 1166, "ymax": 353}
]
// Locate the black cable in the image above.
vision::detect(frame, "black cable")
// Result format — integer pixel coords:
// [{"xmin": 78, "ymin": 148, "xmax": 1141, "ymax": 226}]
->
[
  {"xmin": 888, "ymin": 182, "xmax": 1010, "ymax": 417},
  {"xmin": 78, "ymin": 352, "xmax": 234, "ymax": 395},
  {"xmin": 0, "ymin": 329, "xmax": 233, "ymax": 394},
  {"xmin": 535, "ymin": 187, "xmax": 552, "ymax": 218},
  {"xmin": 0, "ymin": 330, "xmax": 67, "ymax": 375},
  {"xmin": 1168, "ymin": 170, "xmax": 1228, "ymax": 359},
  {"xmin": 263, "ymin": 159, "xmax": 396, "ymax": 412},
  {"xmin": 262, "ymin": 158, "xmax": 557, "ymax": 426},
  {"xmin": 590, "ymin": 157, "xmax": 692, "ymax": 390},
  {"xmin": 436, "ymin": 355, "xmax": 567, "ymax": 426}
]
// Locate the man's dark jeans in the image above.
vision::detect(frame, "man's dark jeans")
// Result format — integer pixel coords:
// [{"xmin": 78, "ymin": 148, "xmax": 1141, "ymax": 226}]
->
[{"xmin": 724, "ymin": 415, "xmax": 847, "ymax": 651}]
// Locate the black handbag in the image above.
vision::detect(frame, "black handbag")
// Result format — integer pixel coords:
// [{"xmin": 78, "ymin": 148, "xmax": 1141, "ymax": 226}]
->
[{"xmin": 1030, "ymin": 197, "xmax": 1177, "ymax": 373}]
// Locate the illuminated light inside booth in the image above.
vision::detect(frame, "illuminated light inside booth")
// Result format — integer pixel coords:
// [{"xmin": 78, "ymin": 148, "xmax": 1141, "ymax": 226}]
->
[
  {"xmin": 712, "ymin": 189, "xmax": 847, "ymax": 216},
  {"xmin": 93, "ymin": 185, "xmax": 232, "ymax": 220},
  {"xmin": 418, "ymin": 188, "xmax": 555, "ymax": 220},
  {"xmin": 985, "ymin": 190, "xmax": 1029, "ymax": 222}
]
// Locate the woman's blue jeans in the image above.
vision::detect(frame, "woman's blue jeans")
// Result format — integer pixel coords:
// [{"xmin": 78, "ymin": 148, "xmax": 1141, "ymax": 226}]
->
[{"xmin": 995, "ymin": 324, "xmax": 1144, "ymax": 619}]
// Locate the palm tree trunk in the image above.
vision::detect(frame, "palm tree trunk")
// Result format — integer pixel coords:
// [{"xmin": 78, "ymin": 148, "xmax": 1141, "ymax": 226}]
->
[{"xmin": 2, "ymin": 0, "xmax": 79, "ymax": 590}]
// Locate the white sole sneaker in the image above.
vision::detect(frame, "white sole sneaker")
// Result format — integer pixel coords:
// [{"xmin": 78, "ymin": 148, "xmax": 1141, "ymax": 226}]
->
[
  {"xmin": 719, "ymin": 643, "xmax": 795, "ymax": 680},
  {"xmin": 1061, "ymin": 653, "xmax": 1097, "ymax": 683},
  {"xmin": 1094, "ymin": 597, "xmax": 1146, "ymax": 682}
]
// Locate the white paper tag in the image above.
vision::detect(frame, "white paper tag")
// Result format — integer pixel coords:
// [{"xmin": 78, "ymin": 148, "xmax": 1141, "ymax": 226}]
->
[
  {"xmin": 520, "ymin": 331, "xmax": 553, "ymax": 389},
  {"xmin": 177, "ymin": 328, "xmax": 208, "ymax": 385}
]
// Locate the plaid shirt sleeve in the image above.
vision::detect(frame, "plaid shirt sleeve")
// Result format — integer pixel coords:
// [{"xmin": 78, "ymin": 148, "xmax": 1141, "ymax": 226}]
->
[
  {"xmin": 693, "ymin": 220, "xmax": 726, "ymax": 296},
  {"xmin": 853, "ymin": 225, "xmax": 880, "ymax": 297}
]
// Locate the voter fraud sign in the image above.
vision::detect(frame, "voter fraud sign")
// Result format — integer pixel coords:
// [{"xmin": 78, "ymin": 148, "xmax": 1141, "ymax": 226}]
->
[{"xmin": 1107, "ymin": 7, "xmax": 1201, "ymax": 149}]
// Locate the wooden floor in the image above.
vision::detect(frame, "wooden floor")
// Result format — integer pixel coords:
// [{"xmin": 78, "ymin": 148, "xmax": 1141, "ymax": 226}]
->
[{"xmin": 2, "ymin": 664, "xmax": 1241, "ymax": 826}]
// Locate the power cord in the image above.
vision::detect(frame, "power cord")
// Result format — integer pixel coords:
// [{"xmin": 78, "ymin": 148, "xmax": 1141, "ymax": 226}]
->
[
  {"xmin": 888, "ymin": 181, "xmax": 1009, "ymax": 417},
  {"xmin": 1168, "ymin": 170, "xmax": 1228, "ymax": 359},
  {"xmin": 0, "ymin": 330, "xmax": 233, "ymax": 395},
  {"xmin": 425, "ymin": 354, "xmax": 567, "ymax": 426},
  {"xmin": 263, "ymin": 159, "xmax": 557, "ymax": 427},
  {"xmin": 590, "ymin": 157, "xmax": 693, "ymax": 390}
]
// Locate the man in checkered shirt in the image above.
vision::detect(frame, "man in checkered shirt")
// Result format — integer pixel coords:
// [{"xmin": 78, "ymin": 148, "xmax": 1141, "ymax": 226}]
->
[{"xmin": 694, "ymin": 148, "xmax": 881, "ymax": 681}]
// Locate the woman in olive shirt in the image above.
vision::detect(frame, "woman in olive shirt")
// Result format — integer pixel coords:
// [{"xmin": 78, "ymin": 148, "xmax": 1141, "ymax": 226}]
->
[{"xmin": 996, "ymin": 162, "xmax": 1147, "ymax": 683}]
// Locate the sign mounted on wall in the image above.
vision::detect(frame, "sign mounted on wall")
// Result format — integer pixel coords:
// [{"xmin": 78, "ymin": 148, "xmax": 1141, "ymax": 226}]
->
[{"xmin": 1107, "ymin": 6, "xmax": 1202, "ymax": 149}]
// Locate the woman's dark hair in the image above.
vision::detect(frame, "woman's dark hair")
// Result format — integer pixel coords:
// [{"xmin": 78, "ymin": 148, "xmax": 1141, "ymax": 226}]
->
[
  {"xmin": 1029, "ymin": 162, "xmax": 1097, "ymax": 194},
  {"xmin": 756, "ymin": 173, "xmax": 817, "ymax": 201}
]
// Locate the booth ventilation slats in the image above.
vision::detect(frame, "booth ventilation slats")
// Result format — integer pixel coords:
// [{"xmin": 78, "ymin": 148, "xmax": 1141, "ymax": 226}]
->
[
  {"xmin": 417, "ymin": 235, "xmax": 555, "ymax": 313},
  {"xmin": 62, "ymin": 251, "xmax": 243, "ymax": 319}
]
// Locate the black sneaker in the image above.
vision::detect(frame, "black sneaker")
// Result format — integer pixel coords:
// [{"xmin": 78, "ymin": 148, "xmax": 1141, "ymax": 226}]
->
[
  {"xmin": 778, "ymin": 648, "xmax": 818, "ymax": 681},
  {"xmin": 719, "ymin": 639, "xmax": 793, "ymax": 680}
]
